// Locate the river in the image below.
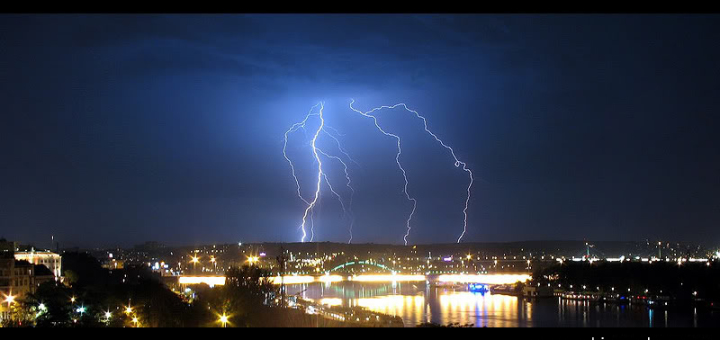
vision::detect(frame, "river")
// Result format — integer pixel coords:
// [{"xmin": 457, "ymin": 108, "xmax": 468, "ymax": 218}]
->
[{"xmin": 284, "ymin": 281, "xmax": 720, "ymax": 327}]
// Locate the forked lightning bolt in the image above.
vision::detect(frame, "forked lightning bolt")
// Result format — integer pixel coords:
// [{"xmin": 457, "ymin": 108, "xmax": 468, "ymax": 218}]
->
[
  {"xmin": 300, "ymin": 102, "xmax": 325, "ymax": 243},
  {"xmin": 283, "ymin": 103, "xmax": 320, "ymax": 206},
  {"xmin": 283, "ymin": 102, "xmax": 357, "ymax": 243},
  {"xmin": 349, "ymin": 100, "xmax": 474, "ymax": 244},
  {"xmin": 349, "ymin": 100, "xmax": 417, "ymax": 246},
  {"xmin": 284, "ymin": 100, "xmax": 473, "ymax": 244}
]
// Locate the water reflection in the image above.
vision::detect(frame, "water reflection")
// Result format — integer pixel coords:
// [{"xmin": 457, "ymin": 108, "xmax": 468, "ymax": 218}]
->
[
  {"xmin": 285, "ymin": 282, "xmax": 718, "ymax": 327},
  {"xmin": 286, "ymin": 282, "xmax": 525, "ymax": 327}
]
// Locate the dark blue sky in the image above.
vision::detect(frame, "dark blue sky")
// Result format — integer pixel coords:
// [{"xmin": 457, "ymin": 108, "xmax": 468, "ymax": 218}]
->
[{"xmin": 1, "ymin": 14, "xmax": 719, "ymax": 248}]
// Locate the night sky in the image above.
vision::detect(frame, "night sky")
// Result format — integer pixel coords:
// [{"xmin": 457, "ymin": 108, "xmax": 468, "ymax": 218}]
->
[{"xmin": 1, "ymin": 14, "xmax": 719, "ymax": 248}]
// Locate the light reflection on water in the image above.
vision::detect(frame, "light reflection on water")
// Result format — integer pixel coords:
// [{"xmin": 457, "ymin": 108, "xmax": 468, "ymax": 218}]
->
[{"xmin": 285, "ymin": 282, "xmax": 720, "ymax": 327}]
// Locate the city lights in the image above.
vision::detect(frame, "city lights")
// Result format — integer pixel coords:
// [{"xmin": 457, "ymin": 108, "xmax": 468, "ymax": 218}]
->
[
  {"xmin": 179, "ymin": 276, "xmax": 226, "ymax": 286},
  {"xmin": 1, "ymin": 13, "xmax": 719, "ymax": 331},
  {"xmin": 269, "ymin": 275, "xmax": 314, "ymax": 284},
  {"xmin": 351, "ymin": 274, "xmax": 426, "ymax": 282},
  {"xmin": 437, "ymin": 274, "xmax": 531, "ymax": 285},
  {"xmin": 317, "ymin": 274, "xmax": 343, "ymax": 283}
]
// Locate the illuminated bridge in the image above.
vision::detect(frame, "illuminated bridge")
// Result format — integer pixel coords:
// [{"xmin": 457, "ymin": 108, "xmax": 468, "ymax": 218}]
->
[
  {"xmin": 328, "ymin": 260, "xmax": 396, "ymax": 273},
  {"xmin": 177, "ymin": 273, "xmax": 531, "ymax": 286}
]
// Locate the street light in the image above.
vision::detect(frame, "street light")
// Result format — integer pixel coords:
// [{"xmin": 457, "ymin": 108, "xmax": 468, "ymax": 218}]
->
[
  {"xmin": 4, "ymin": 293, "xmax": 15, "ymax": 320},
  {"xmin": 132, "ymin": 317, "xmax": 139, "ymax": 327},
  {"xmin": 190, "ymin": 256, "xmax": 200, "ymax": 274},
  {"xmin": 219, "ymin": 314, "xmax": 228, "ymax": 328}
]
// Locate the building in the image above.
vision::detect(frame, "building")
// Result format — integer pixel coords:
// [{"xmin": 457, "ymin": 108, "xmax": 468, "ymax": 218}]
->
[
  {"xmin": 33, "ymin": 264, "xmax": 55, "ymax": 287},
  {"xmin": 0, "ymin": 243, "xmax": 62, "ymax": 323},
  {"xmin": 0, "ymin": 253, "xmax": 14, "ymax": 322},
  {"xmin": 14, "ymin": 250, "xmax": 62, "ymax": 278},
  {"xmin": 0, "ymin": 254, "xmax": 36, "ymax": 322},
  {"xmin": 1, "ymin": 257, "xmax": 36, "ymax": 299}
]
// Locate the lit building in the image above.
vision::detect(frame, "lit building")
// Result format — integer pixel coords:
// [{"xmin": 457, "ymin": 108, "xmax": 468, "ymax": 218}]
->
[
  {"xmin": 14, "ymin": 250, "xmax": 62, "ymax": 278},
  {"xmin": 0, "ymin": 254, "xmax": 36, "ymax": 322}
]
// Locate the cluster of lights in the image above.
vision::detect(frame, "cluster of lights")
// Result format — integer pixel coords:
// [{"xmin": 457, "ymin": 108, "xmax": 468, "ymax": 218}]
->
[
  {"xmin": 437, "ymin": 274, "xmax": 531, "ymax": 285},
  {"xmin": 350, "ymin": 274, "xmax": 425, "ymax": 282},
  {"xmin": 24, "ymin": 297, "xmax": 141, "ymax": 327},
  {"xmin": 124, "ymin": 304, "xmax": 140, "ymax": 327}
]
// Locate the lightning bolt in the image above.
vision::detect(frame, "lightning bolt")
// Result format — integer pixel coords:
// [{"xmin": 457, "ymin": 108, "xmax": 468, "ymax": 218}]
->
[
  {"xmin": 349, "ymin": 99, "xmax": 417, "ymax": 246},
  {"xmin": 284, "ymin": 102, "xmax": 357, "ymax": 243},
  {"xmin": 323, "ymin": 128, "xmax": 362, "ymax": 169},
  {"xmin": 283, "ymin": 103, "xmax": 321, "ymax": 206},
  {"xmin": 285, "ymin": 99, "xmax": 472, "ymax": 245},
  {"xmin": 349, "ymin": 100, "xmax": 474, "ymax": 244},
  {"xmin": 299, "ymin": 102, "xmax": 325, "ymax": 243},
  {"xmin": 317, "ymin": 147, "xmax": 356, "ymax": 244}
]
